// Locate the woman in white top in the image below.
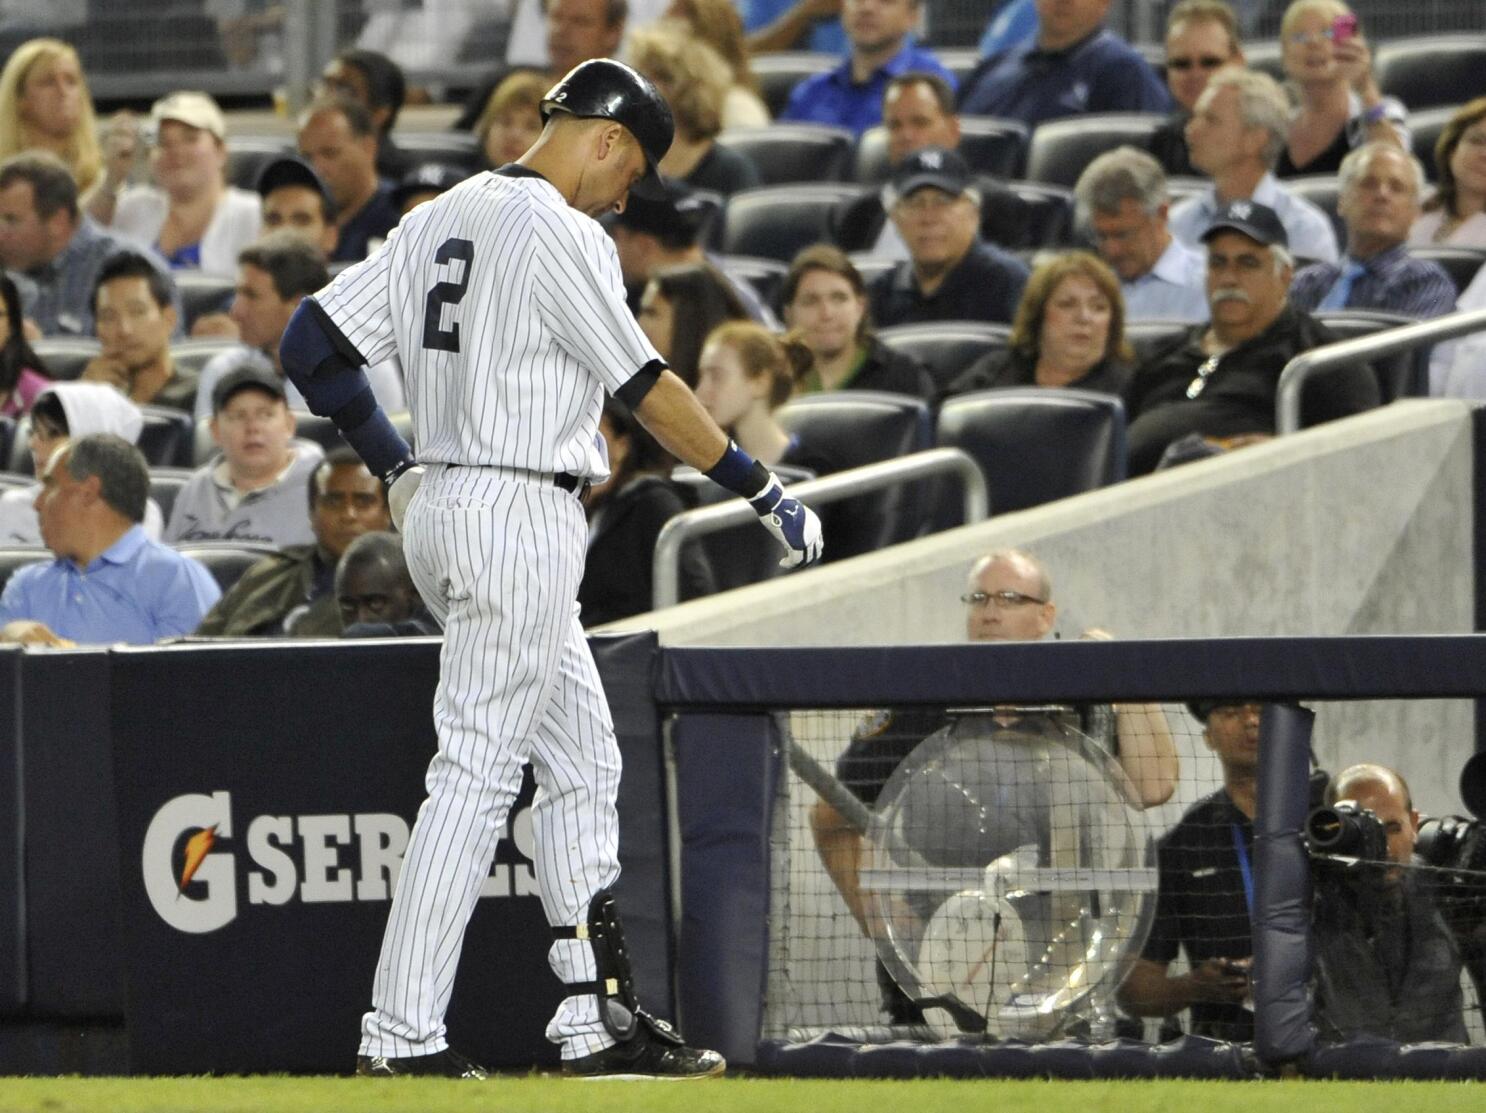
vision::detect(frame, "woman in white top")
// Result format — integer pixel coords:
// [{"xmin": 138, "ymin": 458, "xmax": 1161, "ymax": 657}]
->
[
  {"xmin": 1410, "ymin": 97, "xmax": 1486, "ymax": 249},
  {"xmin": 665, "ymin": 0, "xmax": 770, "ymax": 130},
  {"xmin": 88, "ymin": 91, "xmax": 261, "ymax": 278},
  {"xmin": 0, "ymin": 383, "xmax": 164, "ymax": 546}
]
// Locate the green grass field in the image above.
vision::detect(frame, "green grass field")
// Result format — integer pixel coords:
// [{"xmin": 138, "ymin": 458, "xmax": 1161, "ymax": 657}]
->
[{"xmin": 0, "ymin": 1078, "xmax": 1477, "ymax": 1113}]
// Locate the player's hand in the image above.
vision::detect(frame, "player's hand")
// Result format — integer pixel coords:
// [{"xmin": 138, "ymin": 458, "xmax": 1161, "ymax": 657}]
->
[
  {"xmin": 387, "ymin": 464, "xmax": 425, "ymax": 533},
  {"xmin": 749, "ymin": 472, "xmax": 822, "ymax": 569},
  {"xmin": 1183, "ymin": 957, "xmax": 1250, "ymax": 1005}
]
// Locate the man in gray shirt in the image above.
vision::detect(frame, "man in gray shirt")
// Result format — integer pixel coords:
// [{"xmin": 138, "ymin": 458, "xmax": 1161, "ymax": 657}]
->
[{"xmin": 165, "ymin": 365, "xmax": 324, "ymax": 547}]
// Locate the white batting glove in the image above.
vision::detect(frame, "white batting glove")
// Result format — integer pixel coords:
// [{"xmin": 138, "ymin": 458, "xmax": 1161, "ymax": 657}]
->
[
  {"xmin": 387, "ymin": 464, "xmax": 425, "ymax": 533},
  {"xmin": 749, "ymin": 472, "xmax": 823, "ymax": 569}
]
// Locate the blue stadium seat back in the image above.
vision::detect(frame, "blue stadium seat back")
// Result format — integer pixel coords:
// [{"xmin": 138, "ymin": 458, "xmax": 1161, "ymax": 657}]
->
[
  {"xmin": 1024, "ymin": 114, "xmax": 1168, "ymax": 188},
  {"xmin": 171, "ymin": 339, "xmax": 242, "ymax": 378},
  {"xmin": 174, "ymin": 273, "xmax": 237, "ymax": 332},
  {"xmin": 137, "ymin": 405, "xmax": 196, "ymax": 467},
  {"xmin": 936, "ymin": 387, "xmax": 1128, "ymax": 516},
  {"xmin": 31, "ymin": 338, "xmax": 102, "ymax": 382},
  {"xmin": 716, "ymin": 255, "xmax": 789, "ymax": 310},
  {"xmin": 148, "ymin": 467, "xmax": 195, "ymax": 525},
  {"xmin": 752, "ymin": 53, "xmax": 838, "ymax": 118},
  {"xmin": 719, "ymin": 184, "xmax": 866, "ymax": 262},
  {"xmin": 0, "ymin": 547, "xmax": 46, "ymax": 593},
  {"xmin": 172, "ymin": 542, "xmax": 280, "ymax": 595},
  {"xmin": 775, "ymin": 390, "xmax": 932, "ymax": 555},
  {"xmin": 388, "ymin": 132, "xmax": 484, "ymax": 175},
  {"xmin": 1310, "ymin": 309, "xmax": 1423, "ymax": 404},
  {"xmin": 715, "ymin": 124, "xmax": 855, "ymax": 185},
  {"xmin": 992, "ymin": 181, "xmax": 1076, "ymax": 249},
  {"xmin": 878, "ymin": 321, "xmax": 1013, "ymax": 395},
  {"xmin": 1376, "ymin": 36, "xmax": 1486, "ymax": 112},
  {"xmin": 668, "ymin": 464, "xmax": 816, "ymax": 596},
  {"xmin": 1282, "ymin": 175, "xmax": 1344, "ymax": 245},
  {"xmin": 1409, "ymin": 107, "xmax": 1457, "ymax": 180},
  {"xmin": 225, "ymin": 136, "xmax": 295, "ymax": 191},
  {"xmin": 1406, "ymin": 245, "xmax": 1486, "ymax": 296}
]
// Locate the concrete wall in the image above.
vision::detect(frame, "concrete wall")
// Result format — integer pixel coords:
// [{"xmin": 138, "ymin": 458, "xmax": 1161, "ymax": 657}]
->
[{"xmin": 613, "ymin": 399, "xmax": 1479, "ymax": 816}]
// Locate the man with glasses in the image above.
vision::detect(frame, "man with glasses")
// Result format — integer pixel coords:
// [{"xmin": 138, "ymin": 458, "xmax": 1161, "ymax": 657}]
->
[
  {"xmin": 809, "ymin": 547, "xmax": 1178, "ymax": 1024},
  {"xmin": 866, "ymin": 146, "xmax": 1029, "ymax": 327},
  {"xmin": 1149, "ymin": 0, "xmax": 1245, "ymax": 178}
]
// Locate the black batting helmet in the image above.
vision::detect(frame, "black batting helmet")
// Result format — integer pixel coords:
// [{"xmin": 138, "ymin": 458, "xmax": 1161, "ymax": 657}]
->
[{"xmin": 541, "ymin": 58, "xmax": 674, "ymax": 198}]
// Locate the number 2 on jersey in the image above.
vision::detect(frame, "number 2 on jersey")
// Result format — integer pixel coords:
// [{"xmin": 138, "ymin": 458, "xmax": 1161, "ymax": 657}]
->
[{"xmin": 423, "ymin": 237, "xmax": 475, "ymax": 352}]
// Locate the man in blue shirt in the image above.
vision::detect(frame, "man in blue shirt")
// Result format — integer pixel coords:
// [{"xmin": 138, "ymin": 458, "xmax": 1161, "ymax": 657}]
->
[
  {"xmin": 1288, "ymin": 144, "xmax": 1454, "ymax": 319},
  {"xmin": 1075, "ymin": 146, "xmax": 1208, "ymax": 322},
  {"xmin": 745, "ymin": 0, "xmax": 846, "ymax": 54},
  {"xmin": 0, "ymin": 434, "xmax": 219, "ymax": 646},
  {"xmin": 957, "ymin": 0, "xmax": 1169, "ymax": 126},
  {"xmin": 779, "ymin": 0, "xmax": 955, "ymax": 136}
]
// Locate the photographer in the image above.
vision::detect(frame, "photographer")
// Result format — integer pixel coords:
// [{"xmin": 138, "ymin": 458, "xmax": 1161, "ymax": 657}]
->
[{"xmin": 1309, "ymin": 764, "xmax": 1467, "ymax": 1044}]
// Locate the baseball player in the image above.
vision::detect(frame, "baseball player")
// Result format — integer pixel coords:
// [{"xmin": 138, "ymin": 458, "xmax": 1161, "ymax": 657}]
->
[{"xmin": 279, "ymin": 58, "xmax": 822, "ymax": 1079}]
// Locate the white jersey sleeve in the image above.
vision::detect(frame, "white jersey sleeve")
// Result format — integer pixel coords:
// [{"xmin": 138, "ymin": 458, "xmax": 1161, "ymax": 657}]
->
[
  {"xmin": 531, "ymin": 208, "xmax": 662, "ymax": 396},
  {"xmin": 310, "ymin": 226, "xmax": 404, "ymax": 366}
]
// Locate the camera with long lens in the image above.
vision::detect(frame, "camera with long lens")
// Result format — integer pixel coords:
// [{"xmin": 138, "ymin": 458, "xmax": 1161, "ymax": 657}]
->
[
  {"xmin": 1416, "ymin": 753, "xmax": 1486, "ymax": 875},
  {"xmin": 1306, "ymin": 801, "xmax": 1389, "ymax": 864}
]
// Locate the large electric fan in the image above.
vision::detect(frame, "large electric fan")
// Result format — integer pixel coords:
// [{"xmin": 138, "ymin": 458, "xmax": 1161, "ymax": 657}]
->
[{"xmin": 857, "ymin": 709, "xmax": 1156, "ymax": 1040}]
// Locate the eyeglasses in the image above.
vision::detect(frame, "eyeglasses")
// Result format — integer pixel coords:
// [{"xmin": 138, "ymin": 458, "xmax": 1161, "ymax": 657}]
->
[
  {"xmin": 1186, "ymin": 354, "xmax": 1221, "ymax": 399},
  {"xmin": 1286, "ymin": 28, "xmax": 1339, "ymax": 44},
  {"xmin": 1167, "ymin": 55, "xmax": 1227, "ymax": 71},
  {"xmin": 961, "ymin": 590, "xmax": 1047, "ymax": 609}
]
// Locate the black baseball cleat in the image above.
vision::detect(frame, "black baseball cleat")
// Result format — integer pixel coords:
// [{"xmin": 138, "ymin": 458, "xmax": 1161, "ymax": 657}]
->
[
  {"xmin": 563, "ymin": 1017, "xmax": 726, "ymax": 1081},
  {"xmin": 356, "ymin": 1048, "xmax": 489, "ymax": 1079}
]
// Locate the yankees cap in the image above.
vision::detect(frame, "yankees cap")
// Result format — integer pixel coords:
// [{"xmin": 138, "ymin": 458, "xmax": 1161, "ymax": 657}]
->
[
  {"xmin": 889, "ymin": 146, "xmax": 973, "ymax": 201},
  {"xmin": 1200, "ymin": 200, "xmax": 1288, "ymax": 249},
  {"xmin": 213, "ymin": 365, "xmax": 287, "ymax": 414}
]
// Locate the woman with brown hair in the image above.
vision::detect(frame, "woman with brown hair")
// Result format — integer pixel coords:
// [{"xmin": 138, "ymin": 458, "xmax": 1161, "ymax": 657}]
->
[
  {"xmin": 694, "ymin": 320, "xmax": 814, "ymax": 469},
  {"xmin": 1410, "ymin": 98, "xmax": 1486, "ymax": 248},
  {"xmin": 947, "ymin": 252, "xmax": 1134, "ymax": 397},
  {"xmin": 0, "ymin": 39, "xmax": 102, "ymax": 196},
  {"xmin": 473, "ymin": 70, "xmax": 548, "ymax": 170},
  {"xmin": 664, "ymin": 0, "xmax": 770, "ymax": 129},
  {"xmin": 627, "ymin": 20, "xmax": 760, "ymax": 196},
  {"xmin": 780, "ymin": 244, "xmax": 932, "ymax": 398},
  {"xmin": 637, "ymin": 263, "xmax": 750, "ymax": 388}
]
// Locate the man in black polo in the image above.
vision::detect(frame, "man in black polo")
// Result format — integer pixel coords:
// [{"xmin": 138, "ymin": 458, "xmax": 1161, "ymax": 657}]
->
[
  {"xmin": 866, "ymin": 147, "xmax": 1029, "ymax": 328},
  {"xmin": 1122, "ymin": 200, "xmax": 1379, "ymax": 475},
  {"xmin": 1117, "ymin": 700, "xmax": 1260, "ymax": 1042}
]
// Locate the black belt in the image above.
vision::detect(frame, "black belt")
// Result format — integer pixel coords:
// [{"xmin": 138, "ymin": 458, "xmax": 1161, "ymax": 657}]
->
[{"xmin": 555, "ymin": 472, "xmax": 588, "ymax": 496}]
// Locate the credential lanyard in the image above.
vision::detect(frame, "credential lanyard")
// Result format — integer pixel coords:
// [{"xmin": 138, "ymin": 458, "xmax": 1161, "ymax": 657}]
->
[{"xmin": 1231, "ymin": 822, "xmax": 1254, "ymax": 921}]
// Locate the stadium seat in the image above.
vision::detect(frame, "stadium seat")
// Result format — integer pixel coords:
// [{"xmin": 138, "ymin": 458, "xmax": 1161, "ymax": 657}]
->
[
  {"xmin": 1244, "ymin": 40, "xmax": 1286, "ymax": 82},
  {"xmin": 174, "ymin": 273, "xmax": 236, "ymax": 332},
  {"xmin": 148, "ymin": 467, "xmax": 195, "ymax": 525},
  {"xmin": 1407, "ymin": 245, "xmax": 1486, "ymax": 296},
  {"xmin": 1024, "ymin": 115, "xmax": 1167, "ymax": 187},
  {"xmin": 667, "ymin": 463, "xmax": 815, "ymax": 596},
  {"xmin": 1125, "ymin": 319, "xmax": 1195, "ymax": 363},
  {"xmin": 390, "ymin": 411, "xmax": 415, "ymax": 451},
  {"xmin": 715, "ymin": 125, "xmax": 855, "ymax": 185},
  {"xmin": 846, "ymin": 253, "xmax": 896, "ymax": 288},
  {"xmin": 719, "ymin": 184, "xmax": 865, "ymax": 262},
  {"xmin": 936, "ymin": 47, "xmax": 981, "ymax": 85},
  {"xmin": 852, "ymin": 116, "xmax": 1029, "ymax": 184},
  {"xmin": 0, "ymin": 548, "xmax": 45, "ymax": 594},
  {"xmin": 936, "ymin": 387, "xmax": 1128, "ymax": 516},
  {"xmin": 137, "ymin": 406, "xmax": 196, "ymax": 468},
  {"xmin": 1311, "ymin": 309, "xmax": 1423, "ymax": 403},
  {"xmin": 1283, "ymin": 176, "xmax": 1344, "ymax": 245},
  {"xmin": 171, "ymin": 339, "xmax": 242, "ymax": 378},
  {"xmin": 1376, "ymin": 36, "xmax": 1486, "ymax": 112},
  {"xmin": 388, "ymin": 132, "xmax": 484, "ymax": 175},
  {"xmin": 877, "ymin": 321, "xmax": 1012, "ymax": 395},
  {"xmin": 0, "ymin": 416, "xmax": 11, "ymax": 476},
  {"xmin": 987, "ymin": 182, "xmax": 1076, "ymax": 249},
  {"xmin": 1166, "ymin": 176, "xmax": 1208, "ymax": 205},
  {"xmin": 226, "ymin": 136, "xmax": 295, "ymax": 191},
  {"xmin": 922, "ymin": 5, "xmax": 987, "ymax": 48},
  {"xmin": 31, "ymin": 338, "xmax": 101, "ymax": 382},
  {"xmin": 287, "ymin": 414, "xmax": 348, "ymax": 456},
  {"xmin": 715, "ymin": 255, "xmax": 789, "ymax": 309},
  {"xmin": 1409, "ymin": 106, "xmax": 1456, "ymax": 180},
  {"xmin": 752, "ymin": 53, "xmax": 836, "ymax": 117},
  {"xmin": 774, "ymin": 390, "xmax": 932, "ymax": 557},
  {"xmin": 5, "ymin": 417, "xmax": 29, "ymax": 473},
  {"xmin": 173, "ymin": 542, "xmax": 278, "ymax": 595}
]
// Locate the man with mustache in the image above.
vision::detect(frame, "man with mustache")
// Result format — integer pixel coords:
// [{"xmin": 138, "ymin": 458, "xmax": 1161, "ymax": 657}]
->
[{"xmin": 1122, "ymin": 200, "xmax": 1379, "ymax": 475}]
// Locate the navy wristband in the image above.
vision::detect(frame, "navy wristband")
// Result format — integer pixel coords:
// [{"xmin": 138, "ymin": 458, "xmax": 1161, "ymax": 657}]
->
[{"xmin": 704, "ymin": 440, "xmax": 770, "ymax": 499}]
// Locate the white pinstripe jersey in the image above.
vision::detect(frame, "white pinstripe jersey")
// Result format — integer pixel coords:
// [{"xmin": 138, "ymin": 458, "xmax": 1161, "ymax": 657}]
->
[{"xmin": 311, "ymin": 169, "xmax": 660, "ymax": 478}]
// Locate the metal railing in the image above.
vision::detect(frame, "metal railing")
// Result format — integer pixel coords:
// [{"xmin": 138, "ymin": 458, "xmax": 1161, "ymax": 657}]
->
[
  {"xmin": 651, "ymin": 448, "xmax": 988, "ymax": 611},
  {"xmin": 1276, "ymin": 307, "xmax": 1486, "ymax": 435}
]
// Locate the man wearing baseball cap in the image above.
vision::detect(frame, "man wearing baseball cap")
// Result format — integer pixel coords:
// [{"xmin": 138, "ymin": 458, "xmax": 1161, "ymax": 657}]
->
[
  {"xmin": 865, "ymin": 146, "xmax": 1029, "ymax": 328},
  {"xmin": 1122, "ymin": 199, "xmax": 1380, "ymax": 475},
  {"xmin": 164, "ymin": 365, "xmax": 325, "ymax": 548},
  {"xmin": 256, "ymin": 156, "xmax": 339, "ymax": 258}
]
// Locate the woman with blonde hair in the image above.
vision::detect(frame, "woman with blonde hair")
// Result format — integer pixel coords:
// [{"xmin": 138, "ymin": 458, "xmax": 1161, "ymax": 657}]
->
[
  {"xmin": 1410, "ymin": 98, "xmax": 1486, "ymax": 248},
  {"xmin": 1275, "ymin": 0, "xmax": 1406, "ymax": 177},
  {"xmin": 948, "ymin": 252, "xmax": 1133, "ymax": 397},
  {"xmin": 627, "ymin": 20, "xmax": 760, "ymax": 196},
  {"xmin": 472, "ymin": 70, "xmax": 548, "ymax": 170},
  {"xmin": 664, "ymin": 0, "xmax": 769, "ymax": 129},
  {"xmin": 0, "ymin": 39, "xmax": 102, "ymax": 195}
]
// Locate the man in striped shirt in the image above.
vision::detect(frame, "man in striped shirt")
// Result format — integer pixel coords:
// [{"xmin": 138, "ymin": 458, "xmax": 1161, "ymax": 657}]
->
[{"xmin": 1289, "ymin": 143, "xmax": 1455, "ymax": 319}]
